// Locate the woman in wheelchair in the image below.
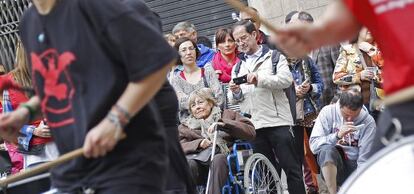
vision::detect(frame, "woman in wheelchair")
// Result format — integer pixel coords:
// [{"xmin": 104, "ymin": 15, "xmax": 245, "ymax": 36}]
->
[{"xmin": 178, "ymin": 88, "xmax": 255, "ymax": 194}]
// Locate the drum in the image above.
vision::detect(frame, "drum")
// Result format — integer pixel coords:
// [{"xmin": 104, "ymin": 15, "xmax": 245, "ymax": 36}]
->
[
  {"xmin": 0, "ymin": 173, "xmax": 50, "ymax": 194},
  {"xmin": 339, "ymin": 135, "xmax": 414, "ymax": 194}
]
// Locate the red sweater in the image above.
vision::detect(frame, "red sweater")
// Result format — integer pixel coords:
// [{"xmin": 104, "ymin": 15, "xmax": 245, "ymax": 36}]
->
[{"xmin": 0, "ymin": 74, "xmax": 52, "ymax": 146}]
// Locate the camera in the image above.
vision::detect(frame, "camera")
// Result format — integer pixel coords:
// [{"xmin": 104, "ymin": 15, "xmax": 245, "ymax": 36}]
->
[{"xmin": 233, "ymin": 75, "xmax": 248, "ymax": 85}]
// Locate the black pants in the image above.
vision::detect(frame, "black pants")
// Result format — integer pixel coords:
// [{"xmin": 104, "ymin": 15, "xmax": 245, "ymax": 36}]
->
[
  {"xmin": 57, "ymin": 185, "xmax": 160, "ymax": 194},
  {"xmin": 252, "ymin": 126, "xmax": 306, "ymax": 194},
  {"xmin": 369, "ymin": 100, "xmax": 414, "ymax": 158},
  {"xmin": 293, "ymin": 125, "xmax": 305, "ymax": 164}
]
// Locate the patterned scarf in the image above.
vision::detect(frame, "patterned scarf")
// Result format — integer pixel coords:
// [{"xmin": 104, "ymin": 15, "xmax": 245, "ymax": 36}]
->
[{"xmin": 185, "ymin": 106, "xmax": 230, "ymax": 155}]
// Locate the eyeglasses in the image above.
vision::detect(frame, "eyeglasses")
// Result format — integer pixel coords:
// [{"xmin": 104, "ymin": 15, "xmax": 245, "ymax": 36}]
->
[
  {"xmin": 235, "ymin": 34, "xmax": 251, "ymax": 44},
  {"xmin": 179, "ymin": 46, "xmax": 196, "ymax": 54}
]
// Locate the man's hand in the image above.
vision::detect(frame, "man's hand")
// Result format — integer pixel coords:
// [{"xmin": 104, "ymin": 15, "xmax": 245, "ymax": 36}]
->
[
  {"xmin": 295, "ymin": 83, "xmax": 310, "ymax": 98},
  {"xmin": 246, "ymin": 73, "xmax": 258, "ymax": 85},
  {"xmin": 300, "ymin": 82, "xmax": 311, "ymax": 93},
  {"xmin": 271, "ymin": 23, "xmax": 317, "ymax": 58},
  {"xmin": 337, "ymin": 122, "xmax": 356, "ymax": 139},
  {"xmin": 215, "ymin": 70, "xmax": 223, "ymax": 75},
  {"xmin": 295, "ymin": 85, "xmax": 305, "ymax": 98},
  {"xmin": 199, "ymin": 139, "xmax": 211, "ymax": 149},
  {"xmin": 34, "ymin": 125, "xmax": 52, "ymax": 138},
  {"xmin": 229, "ymin": 81, "xmax": 241, "ymax": 93},
  {"xmin": 0, "ymin": 107, "xmax": 30, "ymax": 143},
  {"xmin": 83, "ymin": 117, "xmax": 123, "ymax": 158}
]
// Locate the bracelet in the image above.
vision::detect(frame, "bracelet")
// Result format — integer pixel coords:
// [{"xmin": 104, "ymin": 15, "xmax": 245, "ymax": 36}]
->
[
  {"xmin": 19, "ymin": 103, "xmax": 37, "ymax": 122},
  {"xmin": 106, "ymin": 112, "xmax": 123, "ymax": 140},
  {"xmin": 113, "ymin": 104, "xmax": 131, "ymax": 122}
]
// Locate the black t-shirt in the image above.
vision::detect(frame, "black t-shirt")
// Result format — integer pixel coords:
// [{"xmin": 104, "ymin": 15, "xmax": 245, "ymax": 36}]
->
[{"xmin": 19, "ymin": 0, "xmax": 176, "ymax": 191}]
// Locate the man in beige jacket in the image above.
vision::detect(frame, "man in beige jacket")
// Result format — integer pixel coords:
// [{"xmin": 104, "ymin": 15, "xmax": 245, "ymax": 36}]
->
[{"xmin": 228, "ymin": 20, "xmax": 305, "ymax": 194}]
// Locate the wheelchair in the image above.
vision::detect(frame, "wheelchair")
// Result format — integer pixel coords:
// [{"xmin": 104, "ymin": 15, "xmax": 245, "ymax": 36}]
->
[{"xmin": 221, "ymin": 141, "xmax": 282, "ymax": 194}]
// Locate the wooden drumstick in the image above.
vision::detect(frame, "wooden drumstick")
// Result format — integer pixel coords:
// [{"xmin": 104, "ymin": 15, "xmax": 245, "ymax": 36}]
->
[
  {"xmin": 225, "ymin": 0, "xmax": 281, "ymax": 34},
  {"xmin": 381, "ymin": 86, "xmax": 414, "ymax": 106},
  {"xmin": 0, "ymin": 148, "xmax": 82, "ymax": 187},
  {"xmin": 0, "ymin": 133, "xmax": 126, "ymax": 187}
]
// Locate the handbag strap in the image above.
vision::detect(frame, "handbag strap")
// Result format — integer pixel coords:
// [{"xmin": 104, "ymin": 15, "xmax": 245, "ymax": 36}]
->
[{"xmin": 201, "ymin": 68, "xmax": 209, "ymax": 88}]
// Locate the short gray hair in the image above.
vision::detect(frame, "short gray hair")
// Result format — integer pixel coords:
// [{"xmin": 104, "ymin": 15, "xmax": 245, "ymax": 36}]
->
[{"xmin": 172, "ymin": 21, "xmax": 196, "ymax": 34}]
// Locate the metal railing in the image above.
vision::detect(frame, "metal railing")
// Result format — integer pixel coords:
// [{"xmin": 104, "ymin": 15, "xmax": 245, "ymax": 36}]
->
[{"xmin": 0, "ymin": 0, "xmax": 31, "ymax": 72}]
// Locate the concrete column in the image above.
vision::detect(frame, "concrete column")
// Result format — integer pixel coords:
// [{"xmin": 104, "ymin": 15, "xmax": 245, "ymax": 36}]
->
[{"xmin": 246, "ymin": 0, "xmax": 333, "ymax": 34}]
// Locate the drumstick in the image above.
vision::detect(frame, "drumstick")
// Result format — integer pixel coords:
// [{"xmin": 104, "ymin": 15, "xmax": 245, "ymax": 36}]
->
[
  {"xmin": 0, "ymin": 148, "xmax": 82, "ymax": 187},
  {"xmin": 225, "ymin": 0, "xmax": 281, "ymax": 34},
  {"xmin": 0, "ymin": 133, "xmax": 126, "ymax": 187},
  {"xmin": 382, "ymin": 86, "xmax": 414, "ymax": 106}
]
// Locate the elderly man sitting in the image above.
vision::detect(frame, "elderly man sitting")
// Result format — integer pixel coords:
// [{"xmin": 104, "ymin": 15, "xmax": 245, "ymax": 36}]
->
[
  {"xmin": 310, "ymin": 89, "xmax": 376, "ymax": 194},
  {"xmin": 178, "ymin": 88, "xmax": 255, "ymax": 194}
]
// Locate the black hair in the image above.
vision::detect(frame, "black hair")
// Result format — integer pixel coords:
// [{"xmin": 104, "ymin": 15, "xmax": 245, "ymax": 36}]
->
[
  {"xmin": 285, "ymin": 11, "xmax": 299, "ymax": 24},
  {"xmin": 197, "ymin": 36, "xmax": 213, "ymax": 48},
  {"xmin": 232, "ymin": 20, "xmax": 256, "ymax": 35},
  {"xmin": 174, "ymin": 37, "xmax": 200, "ymax": 65},
  {"xmin": 297, "ymin": 11, "xmax": 314, "ymax": 23},
  {"xmin": 339, "ymin": 89, "xmax": 364, "ymax": 111}
]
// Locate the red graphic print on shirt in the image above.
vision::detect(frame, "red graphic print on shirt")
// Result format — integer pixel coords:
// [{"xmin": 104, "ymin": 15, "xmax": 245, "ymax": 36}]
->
[{"xmin": 31, "ymin": 49, "xmax": 76, "ymax": 128}]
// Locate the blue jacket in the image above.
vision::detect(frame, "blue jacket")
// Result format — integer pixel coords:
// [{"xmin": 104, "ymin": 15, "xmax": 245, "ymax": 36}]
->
[
  {"xmin": 196, "ymin": 44, "xmax": 215, "ymax": 67},
  {"xmin": 290, "ymin": 57, "xmax": 324, "ymax": 115}
]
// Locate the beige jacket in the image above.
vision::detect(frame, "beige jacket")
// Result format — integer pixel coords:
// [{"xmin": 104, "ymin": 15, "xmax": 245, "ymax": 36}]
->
[{"xmin": 228, "ymin": 48, "xmax": 293, "ymax": 129}]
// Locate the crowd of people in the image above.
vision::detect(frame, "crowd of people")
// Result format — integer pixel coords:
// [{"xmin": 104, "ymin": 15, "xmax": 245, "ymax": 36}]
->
[
  {"xmin": 161, "ymin": 6, "xmax": 383, "ymax": 194},
  {"xmin": 0, "ymin": 0, "xmax": 412, "ymax": 194}
]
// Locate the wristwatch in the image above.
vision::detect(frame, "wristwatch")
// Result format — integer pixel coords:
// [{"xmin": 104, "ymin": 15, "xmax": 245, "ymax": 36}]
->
[{"xmin": 336, "ymin": 132, "xmax": 341, "ymax": 140}]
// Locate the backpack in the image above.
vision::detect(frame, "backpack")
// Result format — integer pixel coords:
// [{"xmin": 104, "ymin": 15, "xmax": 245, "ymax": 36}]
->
[{"xmin": 234, "ymin": 50, "xmax": 297, "ymax": 124}]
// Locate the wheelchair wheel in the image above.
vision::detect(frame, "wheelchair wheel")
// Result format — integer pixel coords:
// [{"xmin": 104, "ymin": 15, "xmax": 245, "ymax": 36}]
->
[{"xmin": 243, "ymin": 153, "xmax": 282, "ymax": 194}]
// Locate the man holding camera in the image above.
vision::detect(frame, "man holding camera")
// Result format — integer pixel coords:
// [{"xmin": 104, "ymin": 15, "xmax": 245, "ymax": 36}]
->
[{"xmin": 228, "ymin": 20, "xmax": 306, "ymax": 194}]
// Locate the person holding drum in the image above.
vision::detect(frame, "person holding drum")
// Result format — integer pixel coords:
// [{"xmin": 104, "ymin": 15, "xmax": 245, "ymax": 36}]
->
[{"xmin": 309, "ymin": 89, "xmax": 376, "ymax": 194}]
